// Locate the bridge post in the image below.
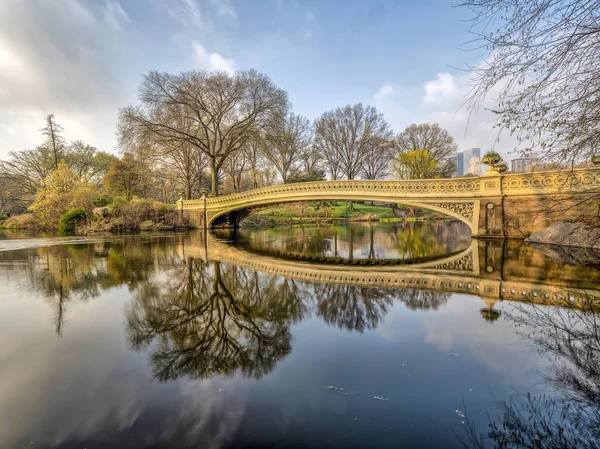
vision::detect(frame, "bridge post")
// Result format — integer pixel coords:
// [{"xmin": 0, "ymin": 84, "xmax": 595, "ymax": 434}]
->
[
  {"xmin": 201, "ymin": 192, "xmax": 208, "ymax": 230},
  {"xmin": 476, "ymin": 173, "xmax": 506, "ymax": 238}
]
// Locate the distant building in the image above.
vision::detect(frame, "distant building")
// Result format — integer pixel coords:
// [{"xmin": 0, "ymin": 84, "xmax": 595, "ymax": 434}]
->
[
  {"xmin": 456, "ymin": 148, "xmax": 481, "ymax": 176},
  {"xmin": 511, "ymin": 152, "xmax": 540, "ymax": 173}
]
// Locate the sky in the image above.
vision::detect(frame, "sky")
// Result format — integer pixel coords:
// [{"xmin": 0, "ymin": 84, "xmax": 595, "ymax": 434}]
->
[{"xmin": 0, "ymin": 0, "xmax": 518, "ymax": 161}]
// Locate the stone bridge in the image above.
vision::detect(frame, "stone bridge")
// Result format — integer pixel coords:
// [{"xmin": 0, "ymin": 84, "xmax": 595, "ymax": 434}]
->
[
  {"xmin": 178, "ymin": 168, "xmax": 600, "ymax": 237},
  {"xmin": 180, "ymin": 233, "xmax": 600, "ymax": 308}
]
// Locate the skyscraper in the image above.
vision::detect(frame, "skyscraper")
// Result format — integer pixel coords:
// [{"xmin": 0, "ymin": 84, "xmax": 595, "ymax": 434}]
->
[{"xmin": 510, "ymin": 152, "xmax": 540, "ymax": 173}]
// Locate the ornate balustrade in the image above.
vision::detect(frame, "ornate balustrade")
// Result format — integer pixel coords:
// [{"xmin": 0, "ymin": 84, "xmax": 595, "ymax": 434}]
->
[{"xmin": 177, "ymin": 168, "xmax": 600, "ymax": 236}]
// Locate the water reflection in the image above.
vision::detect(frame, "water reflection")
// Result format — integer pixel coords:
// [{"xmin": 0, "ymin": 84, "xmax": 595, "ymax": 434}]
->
[
  {"xmin": 461, "ymin": 296, "xmax": 600, "ymax": 449},
  {"xmin": 0, "ymin": 224, "xmax": 599, "ymax": 448},
  {"xmin": 227, "ymin": 221, "xmax": 472, "ymax": 261},
  {"xmin": 127, "ymin": 259, "xmax": 299, "ymax": 381}
]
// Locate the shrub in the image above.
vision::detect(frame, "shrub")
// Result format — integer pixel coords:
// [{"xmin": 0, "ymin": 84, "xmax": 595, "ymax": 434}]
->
[
  {"xmin": 108, "ymin": 196, "xmax": 129, "ymax": 215},
  {"xmin": 92, "ymin": 194, "xmax": 113, "ymax": 207},
  {"xmin": 1, "ymin": 213, "xmax": 42, "ymax": 230},
  {"xmin": 58, "ymin": 208, "xmax": 89, "ymax": 233}
]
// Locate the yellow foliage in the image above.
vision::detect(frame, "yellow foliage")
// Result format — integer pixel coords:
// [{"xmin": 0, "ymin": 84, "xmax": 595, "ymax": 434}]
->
[
  {"xmin": 29, "ymin": 163, "xmax": 97, "ymax": 228},
  {"xmin": 393, "ymin": 149, "xmax": 441, "ymax": 180}
]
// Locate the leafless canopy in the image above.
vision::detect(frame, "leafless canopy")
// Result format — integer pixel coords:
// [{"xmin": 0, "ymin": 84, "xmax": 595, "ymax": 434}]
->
[
  {"xmin": 314, "ymin": 103, "xmax": 393, "ymax": 180},
  {"xmin": 460, "ymin": 0, "xmax": 600, "ymax": 163},
  {"xmin": 262, "ymin": 112, "xmax": 313, "ymax": 183},
  {"xmin": 118, "ymin": 69, "xmax": 287, "ymax": 195}
]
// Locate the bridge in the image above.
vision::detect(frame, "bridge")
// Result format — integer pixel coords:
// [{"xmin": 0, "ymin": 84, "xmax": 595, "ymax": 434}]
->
[
  {"xmin": 178, "ymin": 168, "xmax": 600, "ymax": 238},
  {"xmin": 180, "ymin": 233, "xmax": 600, "ymax": 309}
]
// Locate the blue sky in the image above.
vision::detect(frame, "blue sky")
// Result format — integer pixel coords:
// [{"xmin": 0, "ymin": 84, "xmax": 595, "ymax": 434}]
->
[{"xmin": 0, "ymin": 0, "xmax": 515, "ymax": 160}]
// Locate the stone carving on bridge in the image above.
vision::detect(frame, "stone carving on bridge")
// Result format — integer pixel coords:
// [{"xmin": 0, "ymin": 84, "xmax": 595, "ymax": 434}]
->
[
  {"xmin": 430, "ymin": 202, "xmax": 475, "ymax": 224},
  {"xmin": 429, "ymin": 251, "xmax": 474, "ymax": 271},
  {"xmin": 502, "ymin": 170, "xmax": 600, "ymax": 192}
]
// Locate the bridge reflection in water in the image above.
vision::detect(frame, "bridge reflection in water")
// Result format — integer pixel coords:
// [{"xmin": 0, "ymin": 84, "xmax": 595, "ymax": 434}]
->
[{"xmin": 181, "ymin": 232, "xmax": 600, "ymax": 309}]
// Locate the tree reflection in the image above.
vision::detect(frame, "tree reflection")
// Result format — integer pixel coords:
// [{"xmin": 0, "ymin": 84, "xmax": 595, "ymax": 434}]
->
[
  {"xmin": 127, "ymin": 259, "xmax": 306, "ymax": 381},
  {"xmin": 313, "ymin": 284, "xmax": 393, "ymax": 332},
  {"xmin": 391, "ymin": 222, "xmax": 446, "ymax": 258},
  {"xmin": 399, "ymin": 289, "xmax": 450, "ymax": 311},
  {"xmin": 25, "ymin": 239, "xmax": 176, "ymax": 335},
  {"xmin": 29, "ymin": 245, "xmax": 108, "ymax": 335},
  {"xmin": 461, "ymin": 295, "xmax": 600, "ymax": 448}
]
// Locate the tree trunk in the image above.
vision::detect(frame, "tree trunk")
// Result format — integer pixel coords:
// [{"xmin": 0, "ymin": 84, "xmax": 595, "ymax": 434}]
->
[{"xmin": 210, "ymin": 158, "xmax": 218, "ymax": 196}]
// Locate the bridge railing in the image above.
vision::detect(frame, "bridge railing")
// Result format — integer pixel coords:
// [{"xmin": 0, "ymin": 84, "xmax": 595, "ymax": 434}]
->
[{"xmin": 179, "ymin": 168, "xmax": 600, "ymax": 211}]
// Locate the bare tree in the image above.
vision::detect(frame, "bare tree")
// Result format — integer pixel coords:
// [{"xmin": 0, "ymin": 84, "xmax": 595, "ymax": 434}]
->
[
  {"xmin": 222, "ymin": 147, "xmax": 250, "ymax": 193},
  {"xmin": 262, "ymin": 112, "xmax": 312, "ymax": 183},
  {"xmin": 299, "ymin": 144, "xmax": 323, "ymax": 174},
  {"xmin": 362, "ymin": 137, "xmax": 395, "ymax": 180},
  {"xmin": 66, "ymin": 141, "xmax": 113, "ymax": 188},
  {"xmin": 314, "ymin": 104, "xmax": 392, "ymax": 180},
  {"xmin": 118, "ymin": 70, "xmax": 287, "ymax": 196},
  {"xmin": 41, "ymin": 114, "xmax": 66, "ymax": 170},
  {"xmin": 394, "ymin": 123, "xmax": 457, "ymax": 177},
  {"xmin": 460, "ymin": 0, "xmax": 600, "ymax": 163}
]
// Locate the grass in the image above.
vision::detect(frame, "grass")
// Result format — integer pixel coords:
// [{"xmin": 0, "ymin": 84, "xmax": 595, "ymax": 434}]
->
[
  {"xmin": 255, "ymin": 202, "xmax": 396, "ymax": 221},
  {"xmin": 0, "ymin": 213, "xmax": 42, "ymax": 230}
]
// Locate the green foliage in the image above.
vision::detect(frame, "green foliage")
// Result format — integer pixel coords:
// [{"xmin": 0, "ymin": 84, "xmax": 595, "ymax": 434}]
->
[
  {"xmin": 481, "ymin": 151, "xmax": 502, "ymax": 166},
  {"xmin": 256, "ymin": 202, "xmax": 395, "ymax": 221},
  {"xmin": 92, "ymin": 194, "xmax": 113, "ymax": 207},
  {"xmin": 108, "ymin": 196, "xmax": 129, "ymax": 215},
  {"xmin": 286, "ymin": 169, "xmax": 326, "ymax": 184},
  {"xmin": 482, "ymin": 151, "xmax": 508, "ymax": 173},
  {"xmin": 58, "ymin": 208, "xmax": 89, "ymax": 233}
]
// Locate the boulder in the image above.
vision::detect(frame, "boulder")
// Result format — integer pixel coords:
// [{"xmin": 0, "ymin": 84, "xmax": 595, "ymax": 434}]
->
[{"xmin": 92, "ymin": 207, "xmax": 109, "ymax": 218}]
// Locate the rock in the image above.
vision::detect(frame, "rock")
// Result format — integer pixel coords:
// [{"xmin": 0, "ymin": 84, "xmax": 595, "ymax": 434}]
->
[
  {"xmin": 92, "ymin": 207, "xmax": 109, "ymax": 218},
  {"xmin": 526, "ymin": 222, "xmax": 600, "ymax": 250}
]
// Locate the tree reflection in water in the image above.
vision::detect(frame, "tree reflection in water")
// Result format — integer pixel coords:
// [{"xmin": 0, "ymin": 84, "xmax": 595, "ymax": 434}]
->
[
  {"xmin": 127, "ymin": 259, "xmax": 303, "ymax": 381},
  {"xmin": 126, "ymin": 255, "xmax": 453, "ymax": 381},
  {"xmin": 29, "ymin": 245, "xmax": 111, "ymax": 336},
  {"xmin": 461, "ymin": 296, "xmax": 600, "ymax": 449},
  {"xmin": 314, "ymin": 284, "xmax": 394, "ymax": 332}
]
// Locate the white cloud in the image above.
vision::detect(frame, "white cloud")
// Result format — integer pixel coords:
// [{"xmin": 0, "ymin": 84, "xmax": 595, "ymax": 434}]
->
[
  {"xmin": 373, "ymin": 71, "xmax": 521, "ymax": 162},
  {"xmin": 210, "ymin": 0, "xmax": 236, "ymax": 19},
  {"xmin": 103, "ymin": 0, "xmax": 131, "ymax": 29},
  {"xmin": 0, "ymin": 0, "xmax": 132, "ymax": 156},
  {"xmin": 373, "ymin": 82, "xmax": 419, "ymax": 131},
  {"xmin": 161, "ymin": 0, "xmax": 236, "ymax": 33},
  {"xmin": 423, "ymin": 72, "xmax": 463, "ymax": 106},
  {"xmin": 192, "ymin": 41, "xmax": 235, "ymax": 73}
]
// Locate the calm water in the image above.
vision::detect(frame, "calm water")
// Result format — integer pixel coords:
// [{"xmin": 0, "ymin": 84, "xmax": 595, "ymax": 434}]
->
[{"xmin": 0, "ymin": 222, "xmax": 599, "ymax": 448}]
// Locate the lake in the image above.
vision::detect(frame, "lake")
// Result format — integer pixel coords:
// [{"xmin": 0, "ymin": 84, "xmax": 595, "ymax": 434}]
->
[{"xmin": 0, "ymin": 221, "xmax": 599, "ymax": 448}]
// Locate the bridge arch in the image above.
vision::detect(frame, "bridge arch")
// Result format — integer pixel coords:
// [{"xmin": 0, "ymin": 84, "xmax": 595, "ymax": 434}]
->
[
  {"xmin": 178, "ymin": 169, "xmax": 600, "ymax": 238},
  {"xmin": 207, "ymin": 197, "xmax": 478, "ymax": 233}
]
